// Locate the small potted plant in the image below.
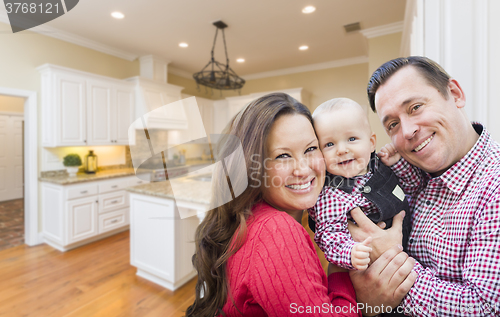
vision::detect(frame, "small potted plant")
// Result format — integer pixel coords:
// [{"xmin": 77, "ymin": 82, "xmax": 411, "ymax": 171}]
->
[{"xmin": 63, "ymin": 154, "xmax": 82, "ymax": 177}]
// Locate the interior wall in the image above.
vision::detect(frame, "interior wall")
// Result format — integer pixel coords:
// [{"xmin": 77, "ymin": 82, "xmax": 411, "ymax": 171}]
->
[
  {"xmin": 488, "ymin": 0, "xmax": 500, "ymax": 141},
  {"xmin": 172, "ymin": 63, "xmax": 370, "ymax": 111},
  {"xmin": 168, "ymin": 73, "xmax": 214, "ymax": 99},
  {"xmin": 367, "ymin": 32, "xmax": 403, "ymax": 149},
  {"xmin": 0, "ymin": 95, "xmax": 25, "ymax": 113}
]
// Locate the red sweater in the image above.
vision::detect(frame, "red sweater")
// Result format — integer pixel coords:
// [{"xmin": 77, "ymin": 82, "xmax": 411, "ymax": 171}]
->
[{"xmin": 220, "ymin": 202, "xmax": 362, "ymax": 316}]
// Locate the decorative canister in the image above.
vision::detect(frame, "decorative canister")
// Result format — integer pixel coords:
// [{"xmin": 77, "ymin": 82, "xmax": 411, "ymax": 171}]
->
[{"xmin": 85, "ymin": 150, "xmax": 98, "ymax": 174}]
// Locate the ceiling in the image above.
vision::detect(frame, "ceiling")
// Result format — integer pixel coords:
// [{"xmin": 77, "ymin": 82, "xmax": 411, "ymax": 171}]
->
[{"xmin": 11, "ymin": 0, "xmax": 406, "ymax": 77}]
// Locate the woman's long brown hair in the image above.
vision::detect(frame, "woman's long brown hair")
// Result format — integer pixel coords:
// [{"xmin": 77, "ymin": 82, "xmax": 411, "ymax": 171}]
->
[{"xmin": 185, "ymin": 93, "xmax": 313, "ymax": 316}]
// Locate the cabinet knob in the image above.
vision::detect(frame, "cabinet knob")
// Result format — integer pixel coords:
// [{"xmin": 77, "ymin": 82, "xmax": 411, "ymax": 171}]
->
[
  {"xmin": 111, "ymin": 185, "xmax": 118, "ymax": 188},
  {"xmin": 81, "ymin": 191, "xmax": 88, "ymax": 194}
]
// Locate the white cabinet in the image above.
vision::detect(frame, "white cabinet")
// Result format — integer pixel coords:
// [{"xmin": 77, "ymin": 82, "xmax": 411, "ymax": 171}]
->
[
  {"xmin": 38, "ymin": 64, "xmax": 134, "ymax": 147},
  {"xmin": 54, "ymin": 71, "xmax": 87, "ymax": 146},
  {"xmin": 87, "ymin": 79, "xmax": 113, "ymax": 145},
  {"xmin": 129, "ymin": 193, "xmax": 202, "ymax": 291},
  {"xmin": 67, "ymin": 196, "xmax": 98, "ymax": 244},
  {"xmin": 42, "ymin": 175, "xmax": 148, "ymax": 251},
  {"xmin": 115, "ymin": 86, "xmax": 134, "ymax": 144}
]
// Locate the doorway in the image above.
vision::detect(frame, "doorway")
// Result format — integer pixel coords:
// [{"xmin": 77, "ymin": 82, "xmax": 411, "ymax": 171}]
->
[
  {"xmin": 0, "ymin": 95, "xmax": 24, "ymax": 251},
  {"xmin": 0, "ymin": 87, "xmax": 38, "ymax": 247}
]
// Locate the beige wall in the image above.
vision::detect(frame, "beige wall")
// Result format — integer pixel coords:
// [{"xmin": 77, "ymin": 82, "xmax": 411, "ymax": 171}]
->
[
  {"xmin": 237, "ymin": 63, "xmax": 370, "ymax": 112},
  {"xmin": 172, "ymin": 63, "xmax": 370, "ymax": 112},
  {"xmin": 168, "ymin": 73, "xmax": 215, "ymax": 99},
  {"xmin": 0, "ymin": 22, "xmax": 139, "ymax": 93},
  {"xmin": 0, "ymin": 95, "xmax": 24, "ymax": 113},
  {"xmin": 367, "ymin": 32, "xmax": 403, "ymax": 149}
]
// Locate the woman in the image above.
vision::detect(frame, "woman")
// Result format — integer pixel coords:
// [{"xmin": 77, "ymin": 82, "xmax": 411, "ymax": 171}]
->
[{"xmin": 186, "ymin": 93, "xmax": 413, "ymax": 317}]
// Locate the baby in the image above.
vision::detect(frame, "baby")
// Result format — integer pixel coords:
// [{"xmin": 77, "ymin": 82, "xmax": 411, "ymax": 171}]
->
[{"xmin": 308, "ymin": 98, "xmax": 409, "ymax": 270}]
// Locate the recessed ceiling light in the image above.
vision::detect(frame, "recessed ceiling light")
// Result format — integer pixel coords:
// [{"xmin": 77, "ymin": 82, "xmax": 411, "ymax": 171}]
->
[
  {"xmin": 299, "ymin": 45, "xmax": 309, "ymax": 50},
  {"xmin": 302, "ymin": 6, "xmax": 316, "ymax": 14},
  {"xmin": 111, "ymin": 12, "xmax": 124, "ymax": 19},
  {"xmin": 179, "ymin": 42, "xmax": 188, "ymax": 48},
  {"xmin": 236, "ymin": 58, "xmax": 245, "ymax": 63}
]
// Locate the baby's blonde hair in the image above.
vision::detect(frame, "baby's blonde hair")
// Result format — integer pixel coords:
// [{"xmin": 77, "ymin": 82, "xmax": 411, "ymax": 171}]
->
[
  {"xmin": 313, "ymin": 98, "xmax": 361, "ymax": 117},
  {"xmin": 313, "ymin": 98, "xmax": 371, "ymax": 131}
]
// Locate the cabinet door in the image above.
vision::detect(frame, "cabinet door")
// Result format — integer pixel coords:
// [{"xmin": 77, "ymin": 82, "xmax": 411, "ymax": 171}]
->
[
  {"xmin": 67, "ymin": 196, "xmax": 98, "ymax": 244},
  {"xmin": 130, "ymin": 196, "xmax": 175, "ymax": 282},
  {"xmin": 175, "ymin": 206, "xmax": 200, "ymax": 281},
  {"xmin": 55, "ymin": 73, "xmax": 87, "ymax": 145},
  {"xmin": 87, "ymin": 79, "xmax": 113, "ymax": 145},
  {"xmin": 115, "ymin": 86, "xmax": 133, "ymax": 144}
]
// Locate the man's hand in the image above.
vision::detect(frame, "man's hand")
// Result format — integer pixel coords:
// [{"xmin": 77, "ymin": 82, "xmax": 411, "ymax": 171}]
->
[
  {"xmin": 348, "ymin": 207, "xmax": 404, "ymax": 262},
  {"xmin": 378, "ymin": 143, "xmax": 401, "ymax": 166},
  {"xmin": 350, "ymin": 244, "xmax": 417, "ymax": 316}
]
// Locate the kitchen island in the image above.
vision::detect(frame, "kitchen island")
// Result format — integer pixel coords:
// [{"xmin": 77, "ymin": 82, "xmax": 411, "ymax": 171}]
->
[{"xmin": 127, "ymin": 175, "xmax": 211, "ymax": 291}]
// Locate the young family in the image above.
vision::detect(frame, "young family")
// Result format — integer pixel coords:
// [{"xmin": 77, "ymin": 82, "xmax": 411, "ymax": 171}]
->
[{"xmin": 186, "ymin": 56, "xmax": 500, "ymax": 317}]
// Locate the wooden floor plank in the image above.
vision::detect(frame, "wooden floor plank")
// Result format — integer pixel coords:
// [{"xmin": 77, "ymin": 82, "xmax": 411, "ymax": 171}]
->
[
  {"xmin": 0, "ymin": 213, "xmax": 326, "ymax": 317},
  {"xmin": 0, "ymin": 231, "xmax": 196, "ymax": 317}
]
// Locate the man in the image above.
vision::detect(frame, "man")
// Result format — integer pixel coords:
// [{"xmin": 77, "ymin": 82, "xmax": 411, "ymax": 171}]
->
[{"xmin": 349, "ymin": 56, "xmax": 500, "ymax": 316}]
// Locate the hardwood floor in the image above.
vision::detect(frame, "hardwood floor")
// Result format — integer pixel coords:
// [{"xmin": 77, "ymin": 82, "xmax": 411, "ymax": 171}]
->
[
  {"xmin": 0, "ymin": 212, "xmax": 326, "ymax": 317},
  {"xmin": 0, "ymin": 231, "xmax": 196, "ymax": 317}
]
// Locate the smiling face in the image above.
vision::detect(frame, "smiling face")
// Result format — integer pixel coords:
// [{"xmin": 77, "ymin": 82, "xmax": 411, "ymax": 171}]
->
[
  {"xmin": 262, "ymin": 114, "xmax": 325, "ymax": 214},
  {"xmin": 374, "ymin": 66, "xmax": 469, "ymax": 176},
  {"xmin": 314, "ymin": 105, "xmax": 376, "ymax": 178}
]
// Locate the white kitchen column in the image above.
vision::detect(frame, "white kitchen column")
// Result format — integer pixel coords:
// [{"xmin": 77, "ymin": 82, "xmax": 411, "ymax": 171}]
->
[{"xmin": 401, "ymin": 0, "xmax": 500, "ymax": 142}]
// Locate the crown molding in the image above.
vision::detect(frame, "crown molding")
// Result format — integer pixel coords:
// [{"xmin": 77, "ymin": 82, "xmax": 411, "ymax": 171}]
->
[
  {"xmin": 0, "ymin": 12, "xmax": 138, "ymax": 61},
  {"xmin": 360, "ymin": 21, "xmax": 404, "ymax": 39},
  {"xmin": 242, "ymin": 56, "xmax": 369, "ymax": 80}
]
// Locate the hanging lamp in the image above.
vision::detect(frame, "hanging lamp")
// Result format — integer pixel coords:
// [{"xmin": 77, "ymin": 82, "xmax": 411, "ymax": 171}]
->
[{"xmin": 193, "ymin": 21, "xmax": 245, "ymax": 92}]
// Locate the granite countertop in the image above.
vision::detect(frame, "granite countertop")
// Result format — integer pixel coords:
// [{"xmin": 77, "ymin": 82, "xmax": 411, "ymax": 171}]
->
[
  {"xmin": 39, "ymin": 168, "xmax": 139, "ymax": 185},
  {"xmin": 39, "ymin": 159, "xmax": 213, "ymax": 185},
  {"xmin": 126, "ymin": 176, "xmax": 211, "ymax": 205}
]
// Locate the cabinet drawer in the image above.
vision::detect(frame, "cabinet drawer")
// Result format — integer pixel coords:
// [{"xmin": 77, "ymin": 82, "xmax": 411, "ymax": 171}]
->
[
  {"xmin": 127, "ymin": 178, "xmax": 149, "ymax": 187},
  {"xmin": 99, "ymin": 178, "xmax": 130, "ymax": 194},
  {"xmin": 99, "ymin": 190, "xmax": 128, "ymax": 214},
  {"xmin": 98, "ymin": 208, "xmax": 128, "ymax": 234},
  {"xmin": 67, "ymin": 184, "xmax": 98, "ymax": 200}
]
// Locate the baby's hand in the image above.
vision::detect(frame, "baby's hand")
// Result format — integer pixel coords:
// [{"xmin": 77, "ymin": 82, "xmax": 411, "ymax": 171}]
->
[
  {"xmin": 378, "ymin": 143, "xmax": 401, "ymax": 166},
  {"xmin": 351, "ymin": 237, "xmax": 372, "ymax": 270}
]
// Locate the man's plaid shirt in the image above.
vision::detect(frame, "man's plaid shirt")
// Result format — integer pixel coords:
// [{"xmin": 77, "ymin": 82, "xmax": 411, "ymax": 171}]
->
[{"xmin": 391, "ymin": 123, "xmax": 500, "ymax": 316}]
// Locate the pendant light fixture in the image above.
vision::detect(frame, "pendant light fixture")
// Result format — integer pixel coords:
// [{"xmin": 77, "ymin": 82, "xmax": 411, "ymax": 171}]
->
[{"xmin": 193, "ymin": 21, "xmax": 245, "ymax": 93}]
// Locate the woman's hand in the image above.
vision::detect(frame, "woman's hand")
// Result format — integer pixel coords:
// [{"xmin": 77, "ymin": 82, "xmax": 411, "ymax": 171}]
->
[
  {"xmin": 349, "ymin": 244, "xmax": 417, "ymax": 316},
  {"xmin": 348, "ymin": 207, "xmax": 403, "ymax": 262}
]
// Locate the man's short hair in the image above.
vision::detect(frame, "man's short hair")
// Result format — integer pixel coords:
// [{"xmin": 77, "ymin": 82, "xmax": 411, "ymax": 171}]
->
[{"xmin": 367, "ymin": 56, "xmax": 452, "ymax": 112}]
